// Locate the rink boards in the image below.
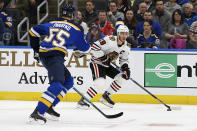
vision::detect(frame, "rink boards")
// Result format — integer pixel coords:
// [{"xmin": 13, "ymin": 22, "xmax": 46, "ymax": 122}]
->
[{"xmin": 0, "ymin": 47, "xmax": 197, "ymax": 104}]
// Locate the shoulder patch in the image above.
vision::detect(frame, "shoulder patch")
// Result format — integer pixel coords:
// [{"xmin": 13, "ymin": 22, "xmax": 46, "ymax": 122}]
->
[
  {"xmin": 155, "ymin": 39, "xmax": 160, "ymax": 45},
  {"xmin": 109, "ymin": 36, "xmax": 115, "ymax": 41}
]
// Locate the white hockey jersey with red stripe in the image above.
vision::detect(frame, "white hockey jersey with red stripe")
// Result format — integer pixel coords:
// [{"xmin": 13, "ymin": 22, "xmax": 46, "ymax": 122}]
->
[{"xmin": 90, "ymin": 35, "xmax": 130, "ymax": 67}]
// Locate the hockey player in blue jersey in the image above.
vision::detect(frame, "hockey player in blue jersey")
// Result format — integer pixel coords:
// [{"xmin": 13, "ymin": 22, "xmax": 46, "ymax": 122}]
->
[{"xmin": 28, "ymin": 4, "xmax": 90, "ymax": 124}]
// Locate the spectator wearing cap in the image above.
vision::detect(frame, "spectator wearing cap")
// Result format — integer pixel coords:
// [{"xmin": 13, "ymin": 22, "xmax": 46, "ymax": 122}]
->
[
  {"xmin": 0, "ymin": 0, "xmax": 12, "ymax": 46},
  {"xmin": 82, "ymin": 0, "xmax": 98, "ymax": 26},
  {"xmin": 182, "ymin": 3, "xmax": 197, "ymax": 27},
  {"xmin": 85, "ymin": 24, "xmax": 105, "ymax": 45},
  {"xmin": 107, "ymin": 1, "xmax": 124, "ymax": 26},
  {"xmin": 113, "ymin": 17, "xmax": 124, "ymax": 36},
  {"xmin": 77, "ymin": 10, "xmax": 89, "ymax": 35},
  {"xmin": 94, "ymin": 10, "xmax": 114, "ymax": 36}
]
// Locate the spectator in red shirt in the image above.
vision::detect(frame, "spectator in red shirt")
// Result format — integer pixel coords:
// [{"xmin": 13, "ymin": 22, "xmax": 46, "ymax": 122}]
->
[{"xmin": 94, "ymin": 10, "xmax": 114, "ymax": 36}]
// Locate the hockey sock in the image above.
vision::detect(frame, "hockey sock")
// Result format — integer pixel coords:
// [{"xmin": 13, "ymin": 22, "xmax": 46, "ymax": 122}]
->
[
  {"xmin": 37, "ymin": 82, "xmax": 63, "ymax": 114},
  {"xmin": 52, "ymin": 88, "xmax": 67, "ymax": 107},
  {"xmin": 84, "ymin": 87, "xmax": 98, "ymax": 100},
  {"xmin": 37, "ymin": 91, "xmax": 56, "ymax": 114},
  {"xmin": 105, "ymin": 80, "xmax": 122, "ymax": 95}
]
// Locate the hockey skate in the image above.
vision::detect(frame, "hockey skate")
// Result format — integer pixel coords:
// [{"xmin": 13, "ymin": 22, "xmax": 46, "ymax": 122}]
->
[
  {"xmin": 45, "ymin": 106, "xmax": 60, "ymax": 121},
  {"xmin": 77, "ymin": 97, "xmax": 90, "ymax": 109},
  {"xmin": 99, "ymin": 91, "xmax": 115, "ymax": 108},
  {"xmin": 28, "ymin": 108, "xmax": 47, "ymax": 125}
]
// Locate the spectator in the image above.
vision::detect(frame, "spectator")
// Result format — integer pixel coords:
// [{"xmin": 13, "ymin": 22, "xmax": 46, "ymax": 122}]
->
[
  {"xmin": 189, "ymin": 0, "xmax": 197, "ymax": 13},
  {"xmin": 136, "ymin": 2, "xmax": 148, "ymax": 21},
  {"xmin": 107, "ymin": 1, "xmax": 124, "ymax": 26},
  {"xmin": 82, "ymin": 0, "xmax": 98, "ymax": 26},
  {"xmin": 117, "ymin": 0, "xmax": 131, "ymax": 13},
  {"xmin": 137, "ymin": 20, "xmax": 160, "ymax": 49},
  {"xmin": 85, "ymin": 24, "xmax": 105, "ymax": 45},
  {"xmin": 182, "ymin": 3, "xmax": 197, "ymax": 27},
  {"xmin": 135, "ymin": 11, "xmax": 162, "ymax": 39},
  {"xmin": 165, "ymin": 9, "xmax": 189, "ymax": 49},
  {"xmin": 144, "ymin": 0, "xmax": 155, "ymax": 11},
  {"xmin": 188, "ymin": 21, "xmax": 197, "ymax": 48},
  {"xmin": 132, "ymin": 0, "xmax": 144, "ymax": 13},
  {"xmin": 124, "ymin": 9, "xmax": 137, "ymax": 41},
  {"xmin": 77, "ymin": 11, "xmax": 89, "ymax": 35},
  {"xmin": 0, "ymin": 0, "xmax": 12, "ymax": 46},
  {"xmin": 152, "ymin": 0, "xmax": 171, "ymax": 48},
  {"xmin": 27, "ymin": 0, "xmax": 43, "ymax": 25},
  {"xmin": 94, "ymin": 10, "xmax": 114, "ymax": 36},
  {"xmin": 164, "ymin": 0, "xmax": 181, "ymax": 16}
]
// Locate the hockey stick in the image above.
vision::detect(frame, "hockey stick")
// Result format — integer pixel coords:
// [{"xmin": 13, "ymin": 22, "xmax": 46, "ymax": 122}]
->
[
  {"xmin": 72, "ymin": 87, "xmax": 123, "ymax": 118},
  {"xmin": 111, "ymin": 63, "xmax": 181, "ymax": 111}
]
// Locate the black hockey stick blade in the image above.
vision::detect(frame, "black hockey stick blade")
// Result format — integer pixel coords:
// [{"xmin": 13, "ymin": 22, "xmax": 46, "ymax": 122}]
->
[
  {"xmin": 104, "ymin": 112, "xmax": 123, "ymax": 119},
  {"xmin": 72, "ymin": 87, "xmax": 123, "ymax": 119}
]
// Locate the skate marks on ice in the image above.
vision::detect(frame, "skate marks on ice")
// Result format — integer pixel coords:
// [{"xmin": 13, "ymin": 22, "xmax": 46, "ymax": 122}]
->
[{"xmin": 0, "ymin": 101, "xmax": 197, "ymax": 131}]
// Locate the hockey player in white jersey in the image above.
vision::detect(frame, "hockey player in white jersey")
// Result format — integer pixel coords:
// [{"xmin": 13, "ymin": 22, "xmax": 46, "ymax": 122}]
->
[{"xmin": 77, "ymin": 25, "xmax": 131, "ymax": 108}]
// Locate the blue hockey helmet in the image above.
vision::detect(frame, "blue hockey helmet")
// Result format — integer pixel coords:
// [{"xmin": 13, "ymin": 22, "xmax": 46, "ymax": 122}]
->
[{"xmin": 61, "ymin": 4, "xmax": 75, "ymax": 17}]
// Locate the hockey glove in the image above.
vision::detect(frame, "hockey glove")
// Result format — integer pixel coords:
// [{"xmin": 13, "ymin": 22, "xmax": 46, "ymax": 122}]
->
[
  {"xmin": 34, "ymin": 51, "xmax": 40, "ymax": 63},
  {"xmin": 121, "ymin": 64, "xmax": 130, "ymax": 80},
  {"xmin": 73, "ymin": 49, "xmax": 86, "ymax": 58}
]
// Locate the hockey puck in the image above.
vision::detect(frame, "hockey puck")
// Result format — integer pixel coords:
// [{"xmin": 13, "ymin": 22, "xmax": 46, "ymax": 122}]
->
[{"xmin": 167, "ymin": 108, "xmax": 171, "ymax": 111}]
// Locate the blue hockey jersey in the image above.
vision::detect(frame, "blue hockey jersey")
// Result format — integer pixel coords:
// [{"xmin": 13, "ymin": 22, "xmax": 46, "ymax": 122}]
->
[
  {"xmin": 29, "ymin": 18, "xmax": 90, "ymax": 55},
  {"xmin": 137, "ymin": 33, "xmax": 160, "ymax": 48},
  {"xmin": 0, "ymin": 8, "xmax": 12, "ymax": 28}
]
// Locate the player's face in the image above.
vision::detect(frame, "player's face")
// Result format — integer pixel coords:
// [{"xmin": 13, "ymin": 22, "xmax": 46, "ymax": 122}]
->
[{"xmin": 118, "ymin": 32, "xmax": 129, "ymax": 42}]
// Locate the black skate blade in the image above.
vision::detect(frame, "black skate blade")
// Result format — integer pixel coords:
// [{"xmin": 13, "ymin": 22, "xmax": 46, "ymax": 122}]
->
[{"xmin": 105, "ymin": 112, "xmax": 123, "ymax": 119}]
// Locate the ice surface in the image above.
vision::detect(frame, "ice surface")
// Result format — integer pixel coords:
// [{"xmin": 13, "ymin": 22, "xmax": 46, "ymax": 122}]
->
[{"xmin": 0, "ymin": 100, "xmax": 197, "ymax": 131}]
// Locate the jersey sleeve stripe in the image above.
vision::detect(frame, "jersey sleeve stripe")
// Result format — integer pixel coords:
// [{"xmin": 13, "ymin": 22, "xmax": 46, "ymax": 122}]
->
[
  {"xmin": 5, "ymin": 22, "xmax": 12, "ymax": 27},
  {"xmin": 30, "ymin": 28, "xmax": 41, "ymax": 37},
  {"xmin": 91, "ymin": 44, "xmax": 100, "ymax": 50}
]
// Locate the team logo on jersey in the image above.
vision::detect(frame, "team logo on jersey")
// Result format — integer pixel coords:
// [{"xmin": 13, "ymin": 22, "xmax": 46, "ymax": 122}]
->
[
  {"xmin": 155, "ymin": 39, "xmax": 160, "ymax": 45},
  {"xmin": 109, "ymin": 36, "xmax": 115, "ymax": 41}
]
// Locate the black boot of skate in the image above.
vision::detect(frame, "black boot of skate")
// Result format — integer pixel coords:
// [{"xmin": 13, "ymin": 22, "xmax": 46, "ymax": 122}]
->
[
  {"xmin": 28, "ymin": 108, "xmax": 46, "ymax": 124},
  {"xmin": 45, "ymin": 106, "xmax": 60, "ymax": 121},
  {"xmin": 99, "ymin": 91, "xmax": 115, "ymax": 108},
  {"xmin": 77, "ymin": 97, "xmax": 90, "ymax": 109}
]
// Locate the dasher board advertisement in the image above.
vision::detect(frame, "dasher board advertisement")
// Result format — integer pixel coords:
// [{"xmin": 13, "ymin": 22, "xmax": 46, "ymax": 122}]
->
[{"xmin": 145, "ymin": 53, "xmax": 197, "ymax": 88}]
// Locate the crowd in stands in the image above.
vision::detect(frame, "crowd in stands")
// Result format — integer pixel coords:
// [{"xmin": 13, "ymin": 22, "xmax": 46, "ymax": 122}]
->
[{"xmin": 0, "ymin": 0, "xmax": 197, "ymax": 49}]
